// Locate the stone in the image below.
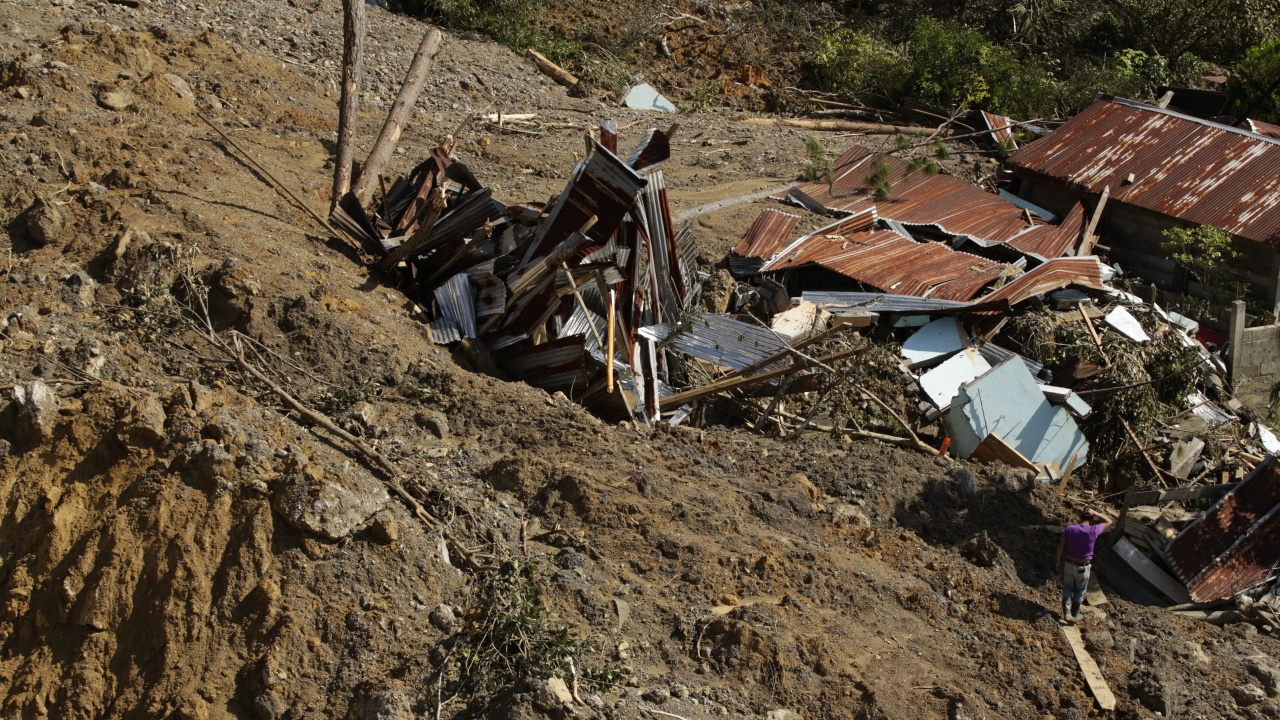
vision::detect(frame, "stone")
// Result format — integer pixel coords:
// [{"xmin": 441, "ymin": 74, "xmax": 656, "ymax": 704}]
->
[
  {"xmin": 1001, "ymin": 468, "xmax": 1036, "ymax": 492},
  {"xmin": 1083, "ymin": 628, "xmax": 1114, "ymax": 653},
  {"xmin": 352, "ymin": 688, "xmax": 413, "ymax": 720},
  {"xmin": 532, "ymin": 677, "xmax": 575, "ymax": 711},
  {"xmin": 1232, "ymin": 684, "xmax": 1266, "ymax": 707},
  {"xmin": 0, "ymin": 439, "xmax": 10, "ymax": 457},
  {"xmin": 1245, "ymin": 654, "xmax": 1280, "ymax": 697},
  {"xmin": 251, "ymin": 691, "xmax": 285, "ymax": 720},
  {"xmin": 766, "ymin": 710, "xmax": 802, "ymax": 720},
  {"xmin": 948, "ymin": 693, "xmax": 987, "ymax": 720},
  {"xmin": 414, "ymin": 409, "xmax": 449, "ymax": 438},
  {"xmin": 369, "ymin": 513, "xmax": 400, "ymax": 544},
  {"xmin": 163, "ymin": 73, "xmax": 196, "ymax": 102},
  {"xmin": 830, "ymin": 503, "xmax": 870, "ymax": 528},
  {"xmin": 25, "ymin": 195, "xmax": 65, "ymax": 246},
  {"xmin": 119, "ymin": 392, "xmax": 168, "ymax": 447},
  {"xmin": 97, "ymin": 89, "xmax": 136, "ymax": 111},
  {"xmin": 272, "ymin": 467, "xmax": 389, "ymax": 541},
  {"xmin": 642, "ymin": 687, "xmax": 670, "ymax": 704},
  {"xmin": 959, "ymin": 531, "xmax": 1017, "ymax": 579},
  {"xmin": 428, "ymin": 604, "xmax": 458, "ymax": 632},
  {"xmin": 670, "ymin": 683, "xmax": 690, "ymax": 699},
  {"xmin": 61, "ymin": 269, "xmax": 96, "ymax": 308},
  {"xmin": 13, "ymin": 380, "xmax": 59, "ymax": 444}
]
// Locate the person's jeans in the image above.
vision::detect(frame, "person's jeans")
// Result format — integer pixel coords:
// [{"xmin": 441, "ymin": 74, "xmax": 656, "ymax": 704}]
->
[{"xmin": 1062, "ymin": 560, "xmax": 1091, "ymax": 607}]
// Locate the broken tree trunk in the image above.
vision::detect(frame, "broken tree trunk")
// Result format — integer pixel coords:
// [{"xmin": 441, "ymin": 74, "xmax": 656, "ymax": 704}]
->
[
  {"xmin": 351, "ymin": 27, "xmax": 443, "ymax": 206},
  {"xmin": 527, "ymin": 49, "xmax": 578, "ymax": 87},
  {"xmin": 739, "ymin": 117, "xmax": 940, "ymax": 136},
  {"xmin": 331, "ymin": 0, "xmax": 365, "ymax": 213}
]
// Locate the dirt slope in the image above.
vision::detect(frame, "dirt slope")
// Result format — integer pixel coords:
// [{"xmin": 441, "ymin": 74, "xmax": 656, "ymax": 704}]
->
[{"xmin": 1, "ymin": 2, "xmax": 1278, "ymax": 720}]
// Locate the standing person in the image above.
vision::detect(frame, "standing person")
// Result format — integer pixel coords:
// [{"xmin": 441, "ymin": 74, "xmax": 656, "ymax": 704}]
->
[{"xmin": 1056, "ymin": 508, "xmax": 1111, "ymax": 624}]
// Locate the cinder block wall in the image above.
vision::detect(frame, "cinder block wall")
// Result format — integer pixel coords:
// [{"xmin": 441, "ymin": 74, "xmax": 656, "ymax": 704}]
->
[{"xmin": 1234, "ymin": 324, "xmax": 1280, "ymax": 416}]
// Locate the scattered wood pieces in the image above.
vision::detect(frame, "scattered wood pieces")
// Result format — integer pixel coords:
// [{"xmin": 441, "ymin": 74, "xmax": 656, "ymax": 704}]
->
[{"xmin": 739, "ymin": 117, "xmax": 940, "ymax": 136}]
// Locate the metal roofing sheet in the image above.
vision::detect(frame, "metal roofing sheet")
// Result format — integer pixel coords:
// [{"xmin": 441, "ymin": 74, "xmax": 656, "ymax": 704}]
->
[
  {"xmin": 1249, "ymin": 118, "xmax": 1280, "ymax": 140},
  {"xmin": 979, "ymin": 257, "xmax": 1108, "ymax": 306},
  {"xmin": 495, "ymin": 336, "xmax": 597, "ymax": 395},
  {"xmin": 1166, "ymin": 456, "xmax": 1280, "ymax": 601},
  {"xmin": 981, "ymin": 111, "xmax": 1016, "ymax": 148},
  {"xmin": 763, "ymin": 224, "xmax": 1011, "ymax": 301},
  {"xmin": 779, "ymin": 145, "xmax": 1032, "ymax": 246},
  {"xmin": 800, "ymin": 291, "xmax": 971, "ymax": 313},
  {"xmin": 434, "ymin": 272, "xmax": 477, "ymax": 339},
  {"xmin": 1006, "ymin": 97, "xmax": 1280, "ymax": 245},
  {"xmin": 638, "ymin": 313, "xmax": 792, "ymax": 372},
  {"xmin": 733, "ymin": 209, "xmax": 802, "ymax": 260},
  {"xmin": 1005, "ymin": 201, "xmax": 1087, "ymax": 261}
]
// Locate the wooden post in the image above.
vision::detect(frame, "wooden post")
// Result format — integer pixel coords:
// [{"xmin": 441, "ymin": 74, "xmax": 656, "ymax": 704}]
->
[
  {"xmin": 331, "ymin": 0, "xmax": 365, "ymax": 213},
  {"xmin": 527, "ymin": 49, "xmax": 578, "ymax": 87},
  {"xmin": 1228, "ymin": 299, "xmax": 1247, "ymax": 381},
  {"xmin": 350, "ymin": 27, "xmax": 443, "ymax": 207},
  {"xmin": 607, "ymin": 288, "xmax": 616, "ymax": 393},
  {"xmin": 1080, "ymin": 185, "xmax": 1110, "ymax": 255}
]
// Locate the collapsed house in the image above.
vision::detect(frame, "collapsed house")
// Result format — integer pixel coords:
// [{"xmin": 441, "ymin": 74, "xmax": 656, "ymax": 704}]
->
[{"xmin": 1003, "ymin": 96, "xmax": 1280, "ymax": 316}]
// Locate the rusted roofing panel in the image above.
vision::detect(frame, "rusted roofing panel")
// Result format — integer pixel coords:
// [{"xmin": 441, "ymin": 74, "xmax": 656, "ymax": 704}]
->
[
  {"xmin": 779, "ymin": 146, "xmax": 1031, "ymax": 246},
  {"xmin": 1250, "ymin": 118, "xmax": 1280, "ymax": 140},
  {"xmin": 981, "ymin": 111, "xmax": 1016, "ymax": 148},
  {"xmin": 979, "ymin": 257, "xmax": 1108, "ymax": 306},
  {"xmin": 733, "ymin": 209, "xmax": 803, "ymax": 260},
  {"xmin": 1005, "ymin": 201, "xmax": 1087, "ymax": 261},
  {"xmin": 1166, "ymin": 456, "xmax": 1280, "ymax": 601},
  {"xmin": 1006, "ymin": 97, "xmax": 1280, "ymax": 246}
]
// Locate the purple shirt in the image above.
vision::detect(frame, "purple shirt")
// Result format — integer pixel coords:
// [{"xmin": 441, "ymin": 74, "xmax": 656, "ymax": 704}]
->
[{"xmin": 1062, "ymin": 522, "xmax": 1107, "ymax": 561}]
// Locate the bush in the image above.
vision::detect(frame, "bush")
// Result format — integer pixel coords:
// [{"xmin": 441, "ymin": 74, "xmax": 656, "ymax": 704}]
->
[
  {"xmin": 810, "ymin": 25, "xmax": 907, "ymax": 105},
  {"xmin": 1227, "ymin": 38, "xmax": 1280, "ymax": 123},
  {"xmin": 397, "ymin": 0, "xmax": 580, "ymax": 61}
]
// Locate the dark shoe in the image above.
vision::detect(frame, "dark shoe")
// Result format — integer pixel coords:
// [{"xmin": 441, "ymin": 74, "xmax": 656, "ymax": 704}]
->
[{"xmin": 1071, "ymin": 601, "xmax": 1082, "ymax": 621}]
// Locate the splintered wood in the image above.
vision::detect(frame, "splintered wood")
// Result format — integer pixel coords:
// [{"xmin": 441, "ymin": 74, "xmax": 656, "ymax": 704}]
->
[{"xmin": 1060, "ymin": 625, "xmax": 1116, "ymax": 711}]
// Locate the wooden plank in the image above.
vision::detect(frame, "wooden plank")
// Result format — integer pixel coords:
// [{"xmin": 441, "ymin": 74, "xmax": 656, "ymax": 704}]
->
[
  {"xmin": 1080, "ymin": 184, "xmax": 1110, "ymax": 255},
  {"xmin": 1112, "ymin": 537, "xmax": 1192, "ymax": 604},
  {"xmin": 1061, "ymin": 625, "xmax": 1117, "ymax": 711},
  {"xmin": 1126, "ymin": 483, "xmax": 1235, "ymax": 505},
  {"xmin": 1084, "ymin": 585, "xmax": 1108, "ymax": 606},
  {"xmin": 970, "ymin": 433, "xmax": 1037, "ymax": 470},
  {"xmin": 657, "ymin": 347, "xmax": 859, "ymax": 411}
]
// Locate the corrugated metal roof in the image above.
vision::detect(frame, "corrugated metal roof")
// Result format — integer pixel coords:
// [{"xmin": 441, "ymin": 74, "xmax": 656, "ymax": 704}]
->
[
  {"xmin": 763, "ymin": 217, "xmax": 1012, "ymax": 301},
  {"xmin": 779, "ymin": 145, "xmax": 1032, "ymax": 246},
  {"xmin": 733, "ymin": 209, "xmax": 803, "ymax": 260},
  {"xmin": 495, "ymin": 336, "xmax": 598, "ymax": 396},
  {"xmin": 981, "ymin": 111, "xmax": 1016, "ymax": 148},
  {"xmin": 801, "ymin": 291, "xmax": 971, "ymax": 313},
  {"xmin": 1166, "ymin": 455, "xmax": 1280, "ymax": 601},
  {"xmin": 979, "ymin": 257, "xmax": 1108, "ymax": 306},
  {"xmin": 1006, "ymin": 96, "xmax": 1280, "ymax": 246},
  {"xmin": 434, "ymin": 272, "xmax": 477, "ymax": 338},
  {"xmin": 638, "ymin": 313, "xmax": 792, "ymax": 372},
  {"xmin": 1004, "ymin": 201, "xmax": 1086, "ymax": 261},
  {"xmin": 1250, "ymin": 118, "xmax": 1280, "ymax": 140}
]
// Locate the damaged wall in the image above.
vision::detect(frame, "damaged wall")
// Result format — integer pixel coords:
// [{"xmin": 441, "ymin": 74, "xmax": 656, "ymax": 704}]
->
[{"xmin": 1230, "ymin": 305, "xmax": 1280, "ymax": 417}]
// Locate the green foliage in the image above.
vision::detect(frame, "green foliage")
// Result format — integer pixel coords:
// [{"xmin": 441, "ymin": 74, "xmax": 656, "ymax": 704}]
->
[
  {"xmin": 399, "ymin": 0, "xmax": 580, "ymax": 61},
  {"xmin": 810, "ymin": 25, "xmax": 906, "ymax": 105},
  {"xmin": 1160, "ymin": 224, "xmax": 1250, "ymax": 320},
  {"xmin": 447, "ymin": 560, "xmax": 623, "ymax": 699},
  {"xmin": 865, "ymin": 158, "xmax": 893, "ymax": 199},
  {"xmin": 1227, "ymin": 38, "xmax": 1280, "ymax": 123},
  {"xmin": 680, "ymin": 78, "xmax": 725, "ymax": 113},
  {"xmin": 801, "ymin": 135, "xmax": 835, "ymax": 183}
]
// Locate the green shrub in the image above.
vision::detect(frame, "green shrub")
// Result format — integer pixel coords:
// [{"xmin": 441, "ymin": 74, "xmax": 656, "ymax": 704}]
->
[
  {"xmin": 398, "ymin": 0, "xmax": 580, "ymax": 61},
  {"xmin": 1227, "ymin": 38, "xmax": 1280, "ymax": 123},
  {"xmin": 810, "ymin": 25, "xmax": 907, "ymax": 104}
]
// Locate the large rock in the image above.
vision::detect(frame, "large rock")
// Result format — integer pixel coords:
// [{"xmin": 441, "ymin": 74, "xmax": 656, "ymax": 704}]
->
[
  {"xmin": 118, "ymin": 392, "xmax": 167, "ymax": 447},
  {"xmin": 1245, "ymin": 654, "xmax": 1280, "ymax": 697},
  {"xmin": 13, "ymin": 380, "xmax": 59, "ymax": 444},
  {"xmin": 272, "ymin": 465, "xmax": 388, "ymax": 541}
]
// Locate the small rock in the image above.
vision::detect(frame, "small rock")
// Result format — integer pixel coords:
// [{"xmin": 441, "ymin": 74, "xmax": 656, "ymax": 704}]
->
[
  {"xmin": 25, "ymin": 195, "xmax": 65, "ymax": 246},
  {"xmin": 532, "ymin": 677, "xmax": 575, "ymax": 711},
  {"xmin": 1084, "ymin": 628, "xmax": 1114, "ymax": 653},
  {"xmin": 1001, "ymin": 468, "xmax": 1036, "ymax": 492},
  {"xmin": 14, "ymin": 380, "xmax": 60, "ymax": 444},
  {"xmin": 830, "ymin": 503, "xmax": 870, "ymax": 528},
  {"xmin": 163, "ymin": 73, "xmax": 196, "ymax": 102},
  {"xmin": 369, "ymin": 513, "xmax": 400, "ymax": 544},
  {"xmin": 97, "ymin": 89, "xmax": 136, "ymax": 111},
  {"xmin": 1232, "ymin": 684, "xmax": 1266, "ymax": 707},
  {"xmin": 413, "ymin": 409, "xmax": 449, "ymax": 438},
  {"xmin": 45, "ymin": 61, "xmax": 69, "ymax": 70},
  {"xmin": 347, "ymin": 401, "xmax": 379, "ymax": 434},
  {"xmin": 428, "ymin": 604, "xmax": 457, "ymax": 632},
  {"xmin": 0, "ymin": 440, "xmax": 9, "ymax": 457},
  {"xmin": 119, "ymin": 392, "xmax": 167, "ymax": 447},
  {"xmin": 642, "ymin": 687, "xmax": 671, "ymax": 705},
  {"xmin": 1245, "ymin": 654, "xmax": 1280, "ymax": 697},
  {"xmin": 766, "ymin": 710, "xmax": 802, "ymax": 720},
  {"xmin": 251, "ymin": 691, "xmax": 286, "ymax": 720},
  {"xmin": 949, "ymin": 692, "xmax": 987, "ymax": 720},
  {"xmin": 670, "ymin": 683, "xmax": 689, "ymax": 699},
  {"xmin": 61, "ymin": 269, "xmax": 96, "ymax": 308},
  {"xmin": 352, "ymin": 688, "xmax": 413, "ymax": 720}
]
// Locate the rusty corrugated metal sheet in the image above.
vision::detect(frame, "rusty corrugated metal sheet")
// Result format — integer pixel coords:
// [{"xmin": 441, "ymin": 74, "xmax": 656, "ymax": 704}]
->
[
  {"xmin": 1250, "ymin": 118, "xmax": 1280, "ymax": 140},
  {"xmin": 979, "ymin": 257, "xmax": 1107, "ymax": 306},
  {"xmin": 763, "ymin": 222, "xmax": 1011, "ymax": 301},
  {"xmin": 981, "ymin": 111, "xmax": 1016, "ymax": 148},
  {"xmin": 733, "ymin": 209, "xmax": 803, "ymax": 259},
  {"xmin": 779, "ymin": 145, "xmax": 1032, "ymax": 246},
  {"xmin": 1005, "ymin": 201, "xmax": 1086, "ymax": 261},
  {"xmin": 1166, "ymin": 456, "xmax": 1280, "ymax": 601},
  {"xmin": 1007, "ymin": 97, "xmax": 1280, "ymax": 246}
]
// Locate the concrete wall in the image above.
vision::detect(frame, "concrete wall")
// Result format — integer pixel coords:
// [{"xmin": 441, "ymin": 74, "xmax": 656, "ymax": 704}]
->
[{"xmin": 1230, "ymin": 302, "xmax": 1280, "ymax": 416}]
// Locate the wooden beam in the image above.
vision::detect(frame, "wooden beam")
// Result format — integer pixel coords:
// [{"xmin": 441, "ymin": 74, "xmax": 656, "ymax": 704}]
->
[
  {"xmin": 1126, "ymin": 483, "xmax": 1235, "ymax": 506},
  {"xmin": 658, "ymin": 347, "xmax": 859, "ymax": 411},
  {"xmin": 527, "ymin": 49, "xmax": 578, "ymax": 87},
  {"xmin": 351, "ymin": 28, "xmax": 443, "ymax": 206},
  {"xmin": 1112, "ymin": 537, "xmax": 1192, "ymax": 604},
  {"xmin": 1079, "ymin": 185, "xmax": 1110, "ymax": 255},
  {"xmin": 1061, "ymin": 625, "xmax": 1117, "ymax": 711},
  {"xmin": 331, "ymin": 0, "xmax": 365, "ymax": 213},
  {"xmin": 375, "ymin": 187, "xmax": 446, "ymax": 271}
]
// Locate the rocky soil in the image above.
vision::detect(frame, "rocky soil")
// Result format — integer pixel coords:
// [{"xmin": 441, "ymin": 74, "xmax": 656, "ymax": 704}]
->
[{"xmin": 1, "ymin": 1, "xmax": 1279, "ymax": 719}]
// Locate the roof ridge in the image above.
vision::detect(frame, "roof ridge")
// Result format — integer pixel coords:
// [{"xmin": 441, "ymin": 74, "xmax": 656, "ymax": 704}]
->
[{"xmin": 1102, "ymin": 95, "xmax": 1280, "ymax": 148}]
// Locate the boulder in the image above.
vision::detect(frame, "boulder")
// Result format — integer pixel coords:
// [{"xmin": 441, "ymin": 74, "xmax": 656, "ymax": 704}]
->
[
  {"xmin": 13, "ymin": 380, "xmax": 59, "ymax": 444},
  {"xmin": 272, "ymin": 466, "xmax": 388, "ymax": 541}
]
